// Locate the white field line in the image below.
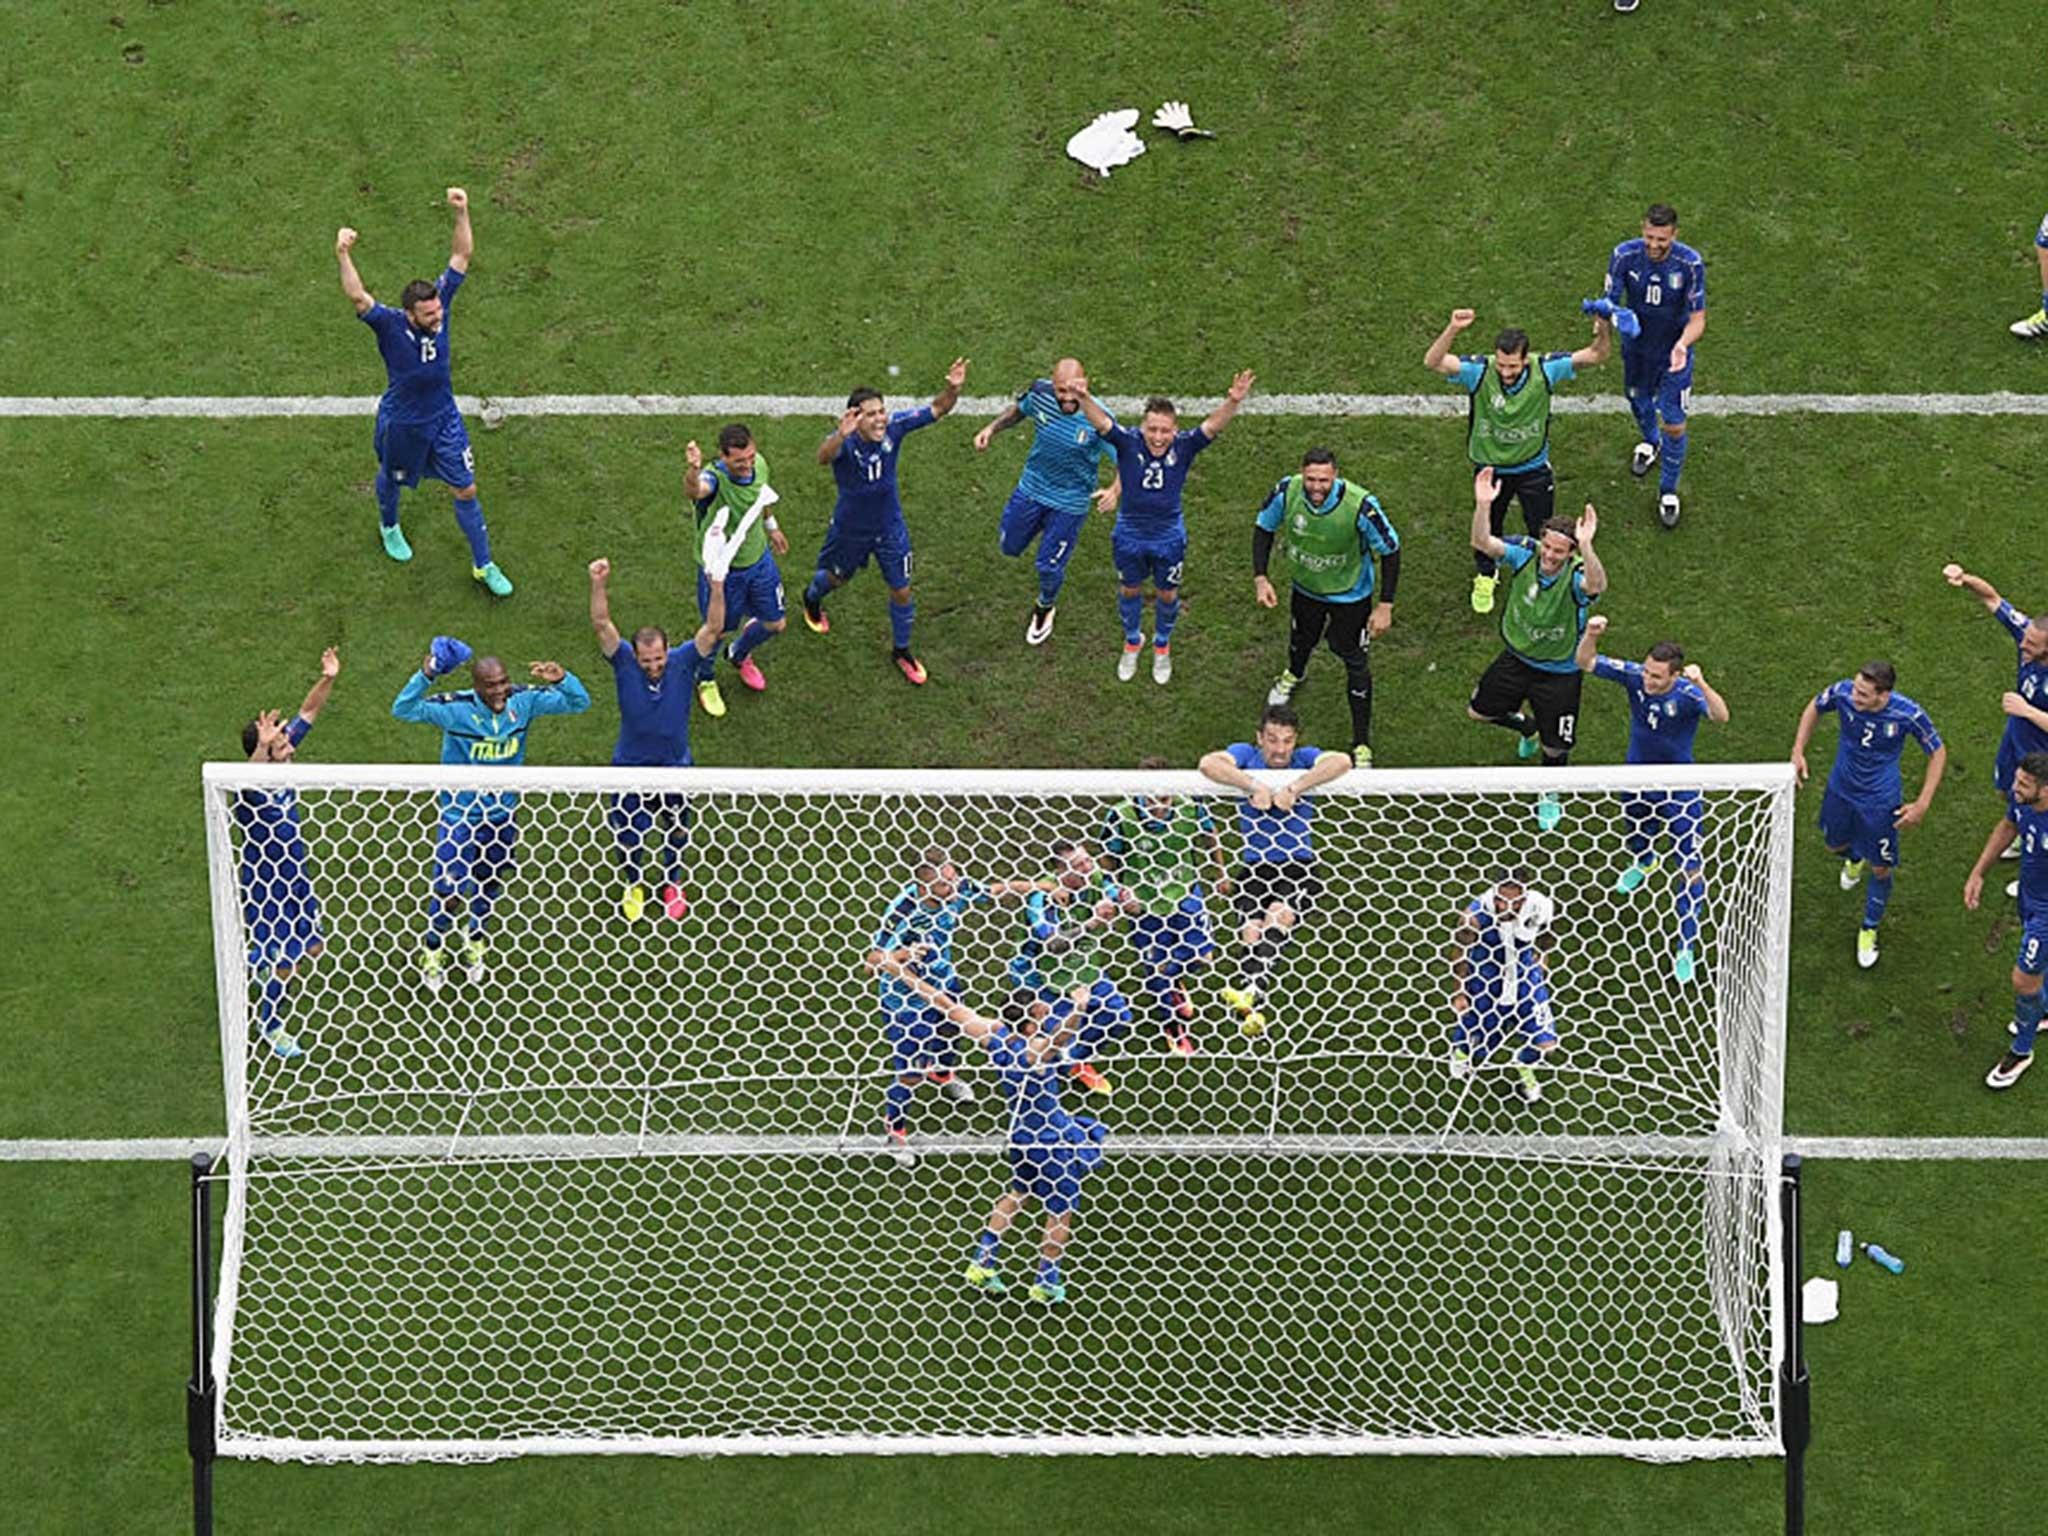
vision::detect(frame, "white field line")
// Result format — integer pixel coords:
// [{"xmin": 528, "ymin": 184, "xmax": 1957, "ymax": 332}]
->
[
  {"xmin": 4, "ymin": 1134, "xmax": 2046, "ymax": 1163},
  {"xmin": 3, "ymin": 392, "xmax": 2048, "ymax": 420}
]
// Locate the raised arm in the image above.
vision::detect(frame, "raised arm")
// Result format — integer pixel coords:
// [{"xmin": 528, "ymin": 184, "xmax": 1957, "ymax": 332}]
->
[
  {"xmin": 1424, "ymin": 310, "xmax": 1475, "ymax": 376},
  {"xmin": 1574, "ymin": 504, "xmax": 1607, "ymax": 596},
  {"xmin": 973, "ymin": 402, "xmax": 1024, "ymax": 452},
  {"xmin": 588, "ymin": 559, "xmax": 622, "ymax": 657},
  {"xmin": 446, "ymin": 187, "xmax": 473, "ymax": 273},
  {"xmin": 521, "ymin": 665, "xmax": 593, "ymax": 716},
  {"xmin": 393, "ymin": 663, "xmax": 469, "ymax": 727},
  {"xmin": 682, "ymin": 440, "xmax": 715, "ymax": 501},
  {"xmin": 1077, "ymin": 391, "xmax": 1114, "ymax": 436},
  {"xmin": 336, "ymin": 227, "xmax": 374, "ymax": 316},
  {"xmin": 297, "ymin": 647, "xmax": 342, "ymax": 723},
  {"xmin": 1569, "ymin": 313, "xmax": 1612, "ymax": 370},
  {"xmin": 930, "ymin": 356, "xmax": 969, "ymax": 420},
  {"xmin": 818, "ymin": 407, "xmax": 860, "ymax": 466},
  {"xmin": 1942, "ymin": 562, "xmax": 2004, "ymax": 615},
  {"xmin": 1684, "ymin": 664, "xmax": 1731, "ymax": 724},
  {"xmin": 1201, "ymin": 370, "xmax": 1256, "ymax": 438},
  {"xmin": 1575, "ymin": 614, "xmax": 1610, "ymax": 674},
  {"xmin": 1470, "ymin": 469, "xmax": 1508, "ymax": 562}
]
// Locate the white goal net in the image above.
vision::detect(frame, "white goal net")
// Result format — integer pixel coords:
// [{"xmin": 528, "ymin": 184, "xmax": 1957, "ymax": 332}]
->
[{"xmin": 201, "ymin": 762, "xmax": 1794, "ymax": 1462}]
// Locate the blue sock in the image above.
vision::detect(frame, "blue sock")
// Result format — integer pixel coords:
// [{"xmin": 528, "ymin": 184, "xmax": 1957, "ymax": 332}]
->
[
  {"xmin": 804, "ymin": 570, "xmax": 832, "ymax": 607},
  {"xmin": 453, "ymin": 496, "xmax": 491, "ymax": 565},
  {"xmin": 2015, "ymin": 989, "xmax": 2044, "ymax": 1056},
  {"xmin": 1155, "ymin": 596, "xmax": 1181, "ymax": 647},
  {"xmin": 2041, "ymin": 289, "xmax": 2048, "ymax": 315},
  {"xmin": 1630, "ymin": 395, "xmax": 1659, "ymax": 445},
  {"xmin": 1862, "ymin": 870, "xmax": 1894, "ymax": 929},
  {"xmin": 1037, "ymin": 1259, "xmax": 1061, "ymax": 1289},
  {"xmin": 890, "ymin": 597, "xmax": 914, "ymax": 650},
  {"xmin": 973, "ymin": 1229, "xmax": 1001, "ymax": 1266},
  {"xmin": 1142, "ymin": 972, "xmax": 1175, "ymax": 1020},
  {"xmin": 426, "ymin": 889, "xmax": 457, "ymax": 944},
  {"xmin": 662, "ymin": 829, "xmax": 689, "ymax": 890},
  {"xmin": 1117, "ymin": 592, "xmax": 1144, "ymax": 646},
  {"xmin": 697, "ymin": 646, "xmax": 720, "ymax": 685},
  {"xmin": 469, "ymin": 887, "xmax": 497, "ymax": 935},
  {"xmin": 729, "ymin": 619, "xmax": 772, "ymax": 664},
  {"xmin": 884, "ymin": 1082, "xmax": 913, "ymax": 1132},
  {"xmin": 1658, "ymin": 431, "xmax": 1689, "ymax": 494},
  {"xmin": 256, "ymin": 975, "xmax": 286, "ymax": 1036},
  {"xmin": 375, "ymin": 471, "xmax": 401, "ymax": 529},
  {"xmin": 1676, "ymin": 875, "xmax": 1701, "ymax": 949}
]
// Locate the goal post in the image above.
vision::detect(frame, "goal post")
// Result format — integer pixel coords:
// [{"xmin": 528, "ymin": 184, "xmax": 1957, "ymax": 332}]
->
[{"xmin": 198, "ymin": 761, "xmax": 1796, "ymax": 1465}]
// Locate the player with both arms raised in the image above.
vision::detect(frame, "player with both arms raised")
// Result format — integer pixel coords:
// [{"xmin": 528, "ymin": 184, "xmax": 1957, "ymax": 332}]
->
[
  {"xmin": 336, "ymin": 188, "xmax": 513, "ymax": 595},
  {"xmin": 1076, "ymin": 369, "xmax": 1255, "ymax": 685},
  {"xmin": 801, "ymin": 358, "xmax": 970, "ymax": 685}
]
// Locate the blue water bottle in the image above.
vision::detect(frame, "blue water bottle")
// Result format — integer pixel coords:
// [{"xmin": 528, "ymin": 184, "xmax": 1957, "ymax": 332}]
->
[{"xmin": 1863, "ymin": 1242, "xmax": 1904, "ymax": 1274}]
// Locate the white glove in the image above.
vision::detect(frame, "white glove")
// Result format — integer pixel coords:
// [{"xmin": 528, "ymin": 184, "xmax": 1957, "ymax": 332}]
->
[
  {"xmin": 1066, "ymin": 108, "xmax": 1146, "ymax": 178},
  {"xmin": 1151, "ymin": 101, "xmax": 1215, "ymax": 141},
  {"xmin": 700, "ymin": 505, "xmax": 762, "ymax": 582}
]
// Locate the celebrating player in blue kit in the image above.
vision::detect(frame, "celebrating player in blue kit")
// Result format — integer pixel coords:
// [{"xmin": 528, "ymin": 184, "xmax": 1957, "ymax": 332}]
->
[
  {"xmin": 1790, "ymin": 662, "xmax": 1946, "ymax": 970},
  {"xmin": 1447, "ymin": 875, "xmax": 1560, "ymax": 1105},
  {"xmin": 871, "ymin": 851, "xmax": 1045, "ymax": 1166},
  {"xmin": 392, "ymin": 637, "xmax": 591, "ymax": 991},
  {"xmin": 1965, "ymin": 753, "xmax": 2048, "ymax": 1090},
  {"xmin": 801, "ymin": 358, "xmax": 969, "ymax": 685},
  {"xmin": 1602, "ymin": 203, "xmax": 1708, "ymax": 528},
  {"xmin": 684, "ymin": 427, "xmax": 788, "ymax": 716},
  {"xmin": 587, "ymin": 510, "xmax": 754, "ymax": 923},
  {"xmin": 336, "ymin": 190, "xmax": 512, "ymax": 594},
  {"xmin": 865, "ymin": 952, "xmax": 1108, "ymax": 1306},
  {"xmin": 1076, "ymin": 369, "xmax": 1255, "ymax": 684},
  {"xmin": 235, "ymin": 647, "xmax": 342, "ymax": 1060},
  {"xmin": 1576, "ymin": 615, "xmax": 1730, "ymax": 983},
  {"xmin": 974, "ymin": 358, "xmax": 1121, "ymax": 646},
  {"xmin": 1943, "ymin": 562, "xmax": 2048, "ymax": 900},
  {"xmin": 1002, "ymin": 841, "xmax": 1140, "ymax": 1094}
]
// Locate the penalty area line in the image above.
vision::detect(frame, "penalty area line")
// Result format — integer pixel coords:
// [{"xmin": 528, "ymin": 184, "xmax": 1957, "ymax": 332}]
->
[
  {"xmin": 3, "ymin": 392, "xmax": 2048, "ymax": 421},
  {"xmin": 4, "ymin": 1135, "xmax": 2048, "ymax": 1163}
]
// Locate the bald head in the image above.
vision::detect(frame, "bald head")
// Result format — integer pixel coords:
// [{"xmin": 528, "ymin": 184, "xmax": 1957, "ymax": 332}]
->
[
  {"xmin": 472, "ymin": 654, "xmax": 512, "ymax": 711},
  {"xmin": 1050, "ymin": 357, "xmax": 1088, "ymax": 412}
]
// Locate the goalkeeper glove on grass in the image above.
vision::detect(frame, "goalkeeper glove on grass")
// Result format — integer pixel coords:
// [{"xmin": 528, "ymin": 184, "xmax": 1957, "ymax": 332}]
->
[{"xmin": 1151, "ymin": 101, "xmax": 1215, "ymax": 140}]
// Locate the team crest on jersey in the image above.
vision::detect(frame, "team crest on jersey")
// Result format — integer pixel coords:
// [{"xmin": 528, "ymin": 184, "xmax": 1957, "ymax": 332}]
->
[
  {"xmin": 1075, "ymin": 425, "xmax": 1089, "ymax": 444},
  {"xmin": 1293, "ymin": 514, "xmax": 1307, "ymax": 533},
  {"xmin": 1670, "ymin": 273, "xmax": 1684, "ymax": 290},
  {"xmin": 1491, "ymin": 392, "xmax": 1507, "ymax": 409},
  {"xmin": 1884, "ymin": 722, "xmax": 1898, "ymax": 738},
  {"xmin": 1165, "ymin": 451, "xmax": 1176, "ymax": 467}
]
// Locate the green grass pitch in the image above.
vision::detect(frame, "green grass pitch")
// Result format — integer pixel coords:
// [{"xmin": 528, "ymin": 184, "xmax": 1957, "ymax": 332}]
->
[{"xmin": 4, "ymin": 1, "xmax": 2047, "ymax": 1531}]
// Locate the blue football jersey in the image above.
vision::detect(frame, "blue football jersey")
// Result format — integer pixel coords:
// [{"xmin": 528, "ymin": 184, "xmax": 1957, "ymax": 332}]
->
[
  {"xmin": 362, "ymin": 265, "xmax": 464, "ymax": 427},
  {"xmin": 987, "ymin": 1026, "xmax": 1090, "ymax": 1145},
  {"xmin": 234, "ymin": 716, "xmax": 316, "ymax": 911},
  {"xmin": 2009, "ymin": 793, "xmax": 2048, "ymax": 909},
  {"xmin": 1460, "ymin": 900, "xmax": 1553, "ymax": 1017},
  {"xmin": 1104, "ymin": 423, "xmax": 1209, "ymax": 539},
  {"xmin": 607, "ymin": 645, "xmax": 693, "ymax": 768},
  {"xmin": 1224, "ymin": 742, "xmax": 1323, "ymax": 860},
  {"xmin": 831, "ymin": 407, "xmax": 936, "ymax": 532},
  {"xmin": 1591, "ymin": 658, "xmax": 1709, "ymax": 765},
  {"xmin": 1814, "ymin": 680, "xmax": 1941, "ymax": 808},
  {"xmin": 1604, "ymin": 238, "xmax": 1707, "ymax": 353},
  {"xmin": 1996, "ymin": 602, "xmax": 2048, "ymax": 761},
  {"xmin": 1014, "ymin": 380, "xmax": 1114, "ymax": 514}
]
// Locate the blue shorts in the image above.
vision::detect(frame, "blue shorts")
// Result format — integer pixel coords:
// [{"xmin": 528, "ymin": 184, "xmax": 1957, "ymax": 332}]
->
[
  {"xmin": 1007, "ymin": 1123, "xmax": 1107, "ymax": 1215},
  {"xmin": 375, "ymin": 409, "xmax": 475, "ymax": 489},
  {"xmin": 697, "ymin": 555, "xmax": 786, "ymax": 633},
  {"xmin": 1133, "ymin": 898, "xmax": 1215, "ymax": 972},
  {"xmin": 245, "ymin": 906, "xmax": 321, "ymax": 971},
  {"xmin": 885, "ymin": 991, "xmax": 964, "ymax": 1074},
  {"xmin": 1818, "ymin": 788, "xmax": 1900, "ymax": 868},
  {"xmin": 1624, "ymin": 790, "xmax": 1703, "ymax": 869},
  {"xmin": 999, "ymin": 491, "xmax": 1088, "ymax": 575},
  {"xmin": 1456, "ymin": 1000, "xmax": 1559, "ymax": 1063},
  {"xmin": 434, "ymin": 816, "xmax": 519, "ymax": 893},
  {"xmin": 1005, "ymin": 954, "xmax": 1056, "ymax": 1006},
  {"xmin": 2036, "ymin": 211, "xmax": 2048, "ymax": 249},
  {"xmin": 1621, "ymin": 344, "xmax": 1693, "ymax": 427},
  {"xmin": 816, "ymin": 515, "xmax": 912, "ymax": 590},
  {"xmin": 2019, "ymin": 908, "xmax": 2048, "ymax": 977},
  {"xmin": 1112, "ymin": 530, "xmax": 1187, "ymax": 590}
]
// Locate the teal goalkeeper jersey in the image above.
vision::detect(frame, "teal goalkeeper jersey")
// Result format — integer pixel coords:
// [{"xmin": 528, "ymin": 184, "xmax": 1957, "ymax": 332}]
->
[{"xmin": 1014, "ymin": 379, "xmax": 1114, "ymax": 514}]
